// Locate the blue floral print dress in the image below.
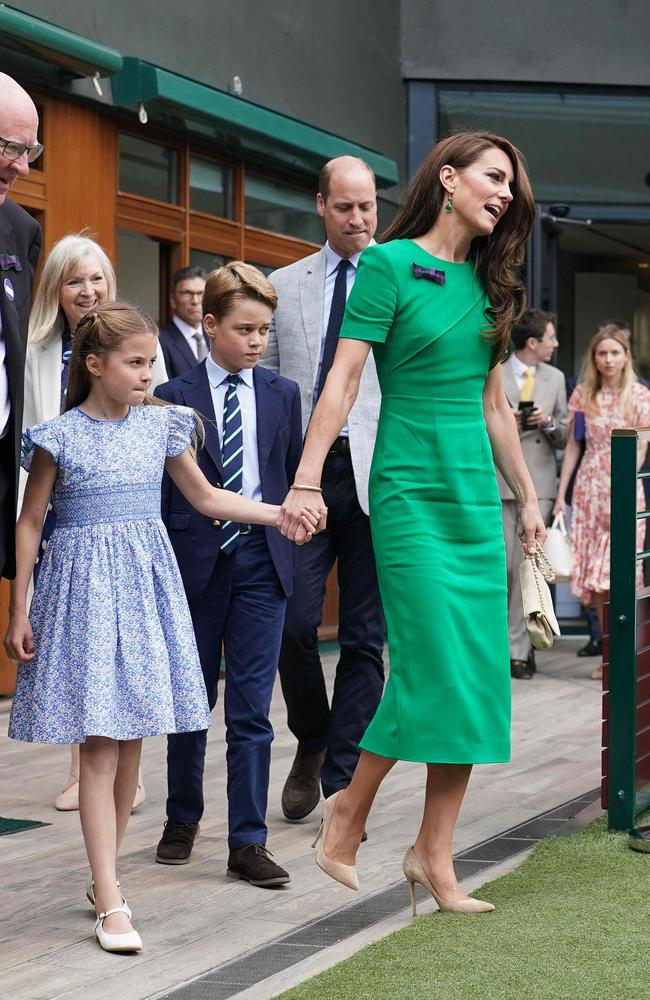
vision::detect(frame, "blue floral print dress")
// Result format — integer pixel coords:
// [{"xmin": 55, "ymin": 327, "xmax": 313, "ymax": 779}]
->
[{"xmin": 8, "ymin": 404, "xmax": 212, "ymax": 744}]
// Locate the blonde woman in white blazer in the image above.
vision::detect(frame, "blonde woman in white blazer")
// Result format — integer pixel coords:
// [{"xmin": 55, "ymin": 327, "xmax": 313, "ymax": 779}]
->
[{"xmin": 22, "ymin": 234, "xmax": 167, "ymax": 810}]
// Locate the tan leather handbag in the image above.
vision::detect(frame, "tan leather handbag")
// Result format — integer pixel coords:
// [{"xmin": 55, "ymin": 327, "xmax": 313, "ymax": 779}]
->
[{"xmin": 519, "ymin": 544, "xmax": 561, "ymax": 650}]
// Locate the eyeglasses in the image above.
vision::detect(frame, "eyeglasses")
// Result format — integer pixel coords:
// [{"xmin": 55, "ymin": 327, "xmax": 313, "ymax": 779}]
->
[
  {"xmin": 0, "ymin": 136, "xmax": 45, "ymax": 164},
  {"xmin": 176, "ymin": 290, "xmax": 204, "ymax": 300}
]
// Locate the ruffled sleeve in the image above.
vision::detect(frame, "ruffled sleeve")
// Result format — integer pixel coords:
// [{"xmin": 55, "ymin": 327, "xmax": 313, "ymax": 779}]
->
[
  {"xmin": 339, "ymin": 244, "xmax": 398, "ymax": 345},
  {"xmin": 568, "ymin": 383, "xmax": 584, "ymax": 413},
  {"xmin": 21, "ymin": 420, "xmax": 61, "ymax": 472},
  {"xmin": 166, "ymin": 405, "xmax": 198, "ymax": 458},
  {"xmin": 633, "ymin": 382, "xmax": 650, "ymax": 428}
]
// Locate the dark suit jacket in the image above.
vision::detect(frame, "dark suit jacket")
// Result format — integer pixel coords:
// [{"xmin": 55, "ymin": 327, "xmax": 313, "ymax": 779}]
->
[
  {"xmin": 155, "ymin": 361, "xmax": 302, "ymax": 599},
  {"xmin": 158, "ymin": 318, "xmax": 209, "ymax": 381},
  {"xmin": 0, "ymin": 199, "xmax": 41, "ymax": 578}
]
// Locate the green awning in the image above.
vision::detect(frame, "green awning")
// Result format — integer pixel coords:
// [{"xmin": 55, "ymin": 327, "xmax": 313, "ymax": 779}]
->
[
  {"xmin": 0, "ymin": 5, "xmax": 122, "ymax": 77},
  {"xmin": 112, "ymin": 58, "xmax": 399, "ymax": 187}
]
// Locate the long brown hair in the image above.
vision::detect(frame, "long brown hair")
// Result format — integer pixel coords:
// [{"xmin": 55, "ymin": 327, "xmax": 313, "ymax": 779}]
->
[
  {"xmin": 65, "ymin": 301, "xmax": 158, "ymax": 411},
  {"xmin": 582, "ymin": 325, "xmax": 636, "ymax": 423},
  {"xmin": 382, "ymin": 131, "xmax": 536, "ymax": 361}
]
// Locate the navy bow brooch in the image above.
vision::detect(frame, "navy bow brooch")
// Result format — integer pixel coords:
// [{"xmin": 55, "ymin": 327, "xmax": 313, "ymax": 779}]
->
[
  {"xmin": 0, "ymin": 253, "xmax": 22, "ymax": 272},
  {"xmin": 412, "ymin": 262, "xmax": 445, "ymax": 284}
]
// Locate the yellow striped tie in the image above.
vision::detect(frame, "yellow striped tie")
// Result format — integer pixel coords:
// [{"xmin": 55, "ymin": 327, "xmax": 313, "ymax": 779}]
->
[{"xmin": 520, "ymin": 367, "xmax": 535, "ymax": 402}]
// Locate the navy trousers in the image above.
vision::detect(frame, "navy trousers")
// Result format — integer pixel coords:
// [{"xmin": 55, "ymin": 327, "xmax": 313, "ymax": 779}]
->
[
  {"xmin": 166, "ymin": 528, "xmax": 286, "ymax": 850},
  {"xmin": 278, "ymin": 451, "xmax": 385, "ymax": 797}
]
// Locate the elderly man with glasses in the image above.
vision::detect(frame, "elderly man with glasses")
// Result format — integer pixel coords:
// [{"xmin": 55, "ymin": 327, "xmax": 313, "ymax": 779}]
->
[{"xmin": 0, "ymin": 73, "xmax": 42, "ymax": 580}]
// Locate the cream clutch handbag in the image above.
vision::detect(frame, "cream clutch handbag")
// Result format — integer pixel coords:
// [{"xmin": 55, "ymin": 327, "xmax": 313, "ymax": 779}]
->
[{"xmin": 519, "ymin": 544, "xmax": 561, "ymax": 650}]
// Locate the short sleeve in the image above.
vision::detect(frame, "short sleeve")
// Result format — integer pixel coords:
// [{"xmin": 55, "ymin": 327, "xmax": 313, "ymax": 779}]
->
[
  {"xmin": 568, "ymin": 383, "xmax": 584, "ymax": 413},
  {"xmin": 21, "ymin": 420, "xmax": 61, "ymax": 472},
  {"xmin": 633, "ymin": 383, "xmax": 650, "ymax": 428},
  {"xmin": 339, "ymin": 244, "xmax": 398, "ymax": 345},
  {"xmin": 165, "ymin": 404, "xmax": 197, "ymax": 458}
]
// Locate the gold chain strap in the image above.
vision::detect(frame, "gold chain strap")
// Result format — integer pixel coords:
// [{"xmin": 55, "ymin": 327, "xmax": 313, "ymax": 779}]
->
[
  {"xmin": 533, "ymin": 542, "xmax": 556, "ymax": 583},
  {"xmin": 526, "ymin": 543, "xmax": 555, "ymax": 618}
]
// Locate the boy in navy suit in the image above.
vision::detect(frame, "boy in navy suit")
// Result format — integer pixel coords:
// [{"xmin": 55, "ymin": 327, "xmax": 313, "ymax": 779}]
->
[{"xmin": 155, "ymin": 263, "xmax": 303, "ymax": 886}]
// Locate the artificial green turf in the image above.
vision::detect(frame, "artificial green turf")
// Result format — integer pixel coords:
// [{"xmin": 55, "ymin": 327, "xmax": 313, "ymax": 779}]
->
[{"xmin": 278, "ymin": 814, "xmax": 650, "ymax": 1000}]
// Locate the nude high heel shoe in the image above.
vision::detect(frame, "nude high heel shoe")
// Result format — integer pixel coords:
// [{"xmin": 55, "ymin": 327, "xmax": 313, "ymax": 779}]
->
[
  {"xmin": 311, "ymin": 790, "xmax": 359, "ymax": 891},
  {"xmin": 402, "ymin": 846, "xmax": 495, "ymax": 915}
]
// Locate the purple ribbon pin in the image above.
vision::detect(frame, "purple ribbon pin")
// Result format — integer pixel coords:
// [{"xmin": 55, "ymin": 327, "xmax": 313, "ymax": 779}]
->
[
  {"xmin": 412, "ymin": 262, "xmax": 445, "ymax": 285},
  {"xmin": 0, "ymin": 253, "xmax": 22, "ymax": 272}
]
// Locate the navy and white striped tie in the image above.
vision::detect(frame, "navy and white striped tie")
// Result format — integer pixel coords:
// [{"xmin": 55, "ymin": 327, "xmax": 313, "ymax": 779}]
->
[{"xmin": 220, "ymin": 373, "xmax": 243, "ymax": 553}]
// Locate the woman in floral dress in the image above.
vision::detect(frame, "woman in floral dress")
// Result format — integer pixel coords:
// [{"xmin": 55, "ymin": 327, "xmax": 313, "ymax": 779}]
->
[{"xmin": 554, "ymin": 325, "xmax": 650, "ymax": 678}]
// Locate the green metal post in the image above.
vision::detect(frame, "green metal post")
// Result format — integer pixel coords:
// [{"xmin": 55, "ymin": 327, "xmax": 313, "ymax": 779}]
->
[{"xmin": 608, "ymin": 431, "xmax": 639, "ymax": 830}]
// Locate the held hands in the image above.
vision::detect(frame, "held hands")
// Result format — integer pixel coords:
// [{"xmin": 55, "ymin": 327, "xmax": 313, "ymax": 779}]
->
[
  {"xmin": 518, "ymin": 500, "xmax": 548, "ymax": 556},
  {"xmin": 278, "ymin": 488, "xmax": 328, "ymax": 542},
  {"xmin": 290, "ymin": 505, "xmax": 326, "ymax": 545},
  {"xmin": 4, "ymin": 612, "xmax": 35, "ymax": 664}
]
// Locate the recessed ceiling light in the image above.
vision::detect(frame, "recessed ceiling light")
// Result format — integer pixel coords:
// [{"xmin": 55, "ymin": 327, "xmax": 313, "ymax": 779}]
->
[{"xmin": 639, "ymin": 262, "xmax": 650, "ymax": 269}]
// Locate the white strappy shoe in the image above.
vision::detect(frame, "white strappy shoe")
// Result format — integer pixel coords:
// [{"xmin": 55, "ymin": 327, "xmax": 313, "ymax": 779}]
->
[
  {"xmin": 86, "ymin": 879, "xmax": 132, "ymax": 918},
  {"xmin": 94, "ymin": 904, "xmax": 142, "ymax": 953}
]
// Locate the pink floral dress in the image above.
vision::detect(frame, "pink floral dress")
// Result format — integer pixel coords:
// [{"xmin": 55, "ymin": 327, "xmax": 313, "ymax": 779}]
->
[{"xmin": 568, "ymin": 381, "xmax": 650, "ymax": 602}]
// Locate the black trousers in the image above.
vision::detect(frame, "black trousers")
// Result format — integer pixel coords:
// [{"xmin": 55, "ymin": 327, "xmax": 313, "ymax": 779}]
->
[
  {"xmin": 0, "ymin": 431, "xmax": 13, "ymax": 579},
  {"xmin": 278, "ymin": 451, "xmax": 385, "ymax": 797}
]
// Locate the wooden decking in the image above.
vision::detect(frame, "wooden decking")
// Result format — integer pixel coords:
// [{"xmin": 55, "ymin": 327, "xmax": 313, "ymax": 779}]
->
[{"xmin": 0, "ymin": 637, "xmax": 601, "ymax": 1000}]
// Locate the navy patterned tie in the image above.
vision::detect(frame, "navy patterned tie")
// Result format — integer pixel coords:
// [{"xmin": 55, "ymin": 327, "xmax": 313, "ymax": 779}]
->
[
  {"xmin": 220, "ymin": 374, "xmax": 243, "ymax": 553},
  {"xmin": 316, "ymin": 258, "xmax": 350, "ymax": 400}
]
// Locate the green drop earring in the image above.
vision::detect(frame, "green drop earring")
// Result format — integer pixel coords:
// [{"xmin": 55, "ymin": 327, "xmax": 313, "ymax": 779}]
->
[{"xmin": 444, "ymin": 191, "xmax": 454, "ymax": 213}]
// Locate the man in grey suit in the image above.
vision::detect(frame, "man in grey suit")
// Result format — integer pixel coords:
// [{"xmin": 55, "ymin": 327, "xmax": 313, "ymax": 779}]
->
[
  {"xmin": 265, "ymin": 156, "xmax": 384, "ymax": 821},
  {"xmin": 497, "ymin": 309, "xmax": 568, "ymax": 679}
]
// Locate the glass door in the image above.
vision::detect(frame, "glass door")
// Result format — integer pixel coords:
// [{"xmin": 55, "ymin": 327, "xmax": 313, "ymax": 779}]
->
[{"xmin": 531, "ymin": 205, "xmax": 650, "ymax": 379}]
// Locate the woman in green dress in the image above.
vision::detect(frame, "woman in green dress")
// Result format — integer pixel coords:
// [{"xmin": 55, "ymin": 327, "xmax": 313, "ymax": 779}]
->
[{"xmin": 280, "ymin": 132, "xmax": 546, "ymax": 914}]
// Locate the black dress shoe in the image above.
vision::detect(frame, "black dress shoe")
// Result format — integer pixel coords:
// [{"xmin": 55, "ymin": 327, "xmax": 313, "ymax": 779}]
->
[
  {"xmin": 156, "ymin": 819, "xmax": 199, "ymax": 864},
  {"xmin": 227, "ymin": 843, "xmax": 291, "ymax": 887},
  {"xmin": 281, "ymin": 747, "xmax": 326, "ymax": 821},
  {"xmin": 511, "ymin": 658, "xmax": 534, "ymax": 680},
  {"xmin": 577, "ymin": 638, "xmax": 603, "ymax": 657},
  {"xmin": 527, "ymin": 648, "xmax": 536, "ymax": 674}
]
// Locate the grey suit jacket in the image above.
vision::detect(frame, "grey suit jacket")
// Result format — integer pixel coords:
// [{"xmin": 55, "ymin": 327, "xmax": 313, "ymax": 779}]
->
[
  {"xmin": 496, "ymin": 355, "xmax": 568, "ymax": 501},
  {"xmin": 264, "ymin": 246, "xmax": 380, "ymax": 514}
]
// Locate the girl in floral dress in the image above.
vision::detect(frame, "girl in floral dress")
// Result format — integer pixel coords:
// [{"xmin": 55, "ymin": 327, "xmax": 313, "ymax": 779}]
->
[
  {"xmin": 554, "ymin": 325, "xmax": 650, "ymax": 679},
  {"xmin": 5, "ymin": 302, "xmax": 317, "ymax": 954}
]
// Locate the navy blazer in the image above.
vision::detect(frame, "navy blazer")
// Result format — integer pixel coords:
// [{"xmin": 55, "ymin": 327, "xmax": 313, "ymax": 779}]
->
[
  {"xmin": 158, "ymin": 318, "xmax": 209, "ymax": 381},
  {"xmin": 155, "ymin": 361, "xmax": 302, "ymax": 599},
  {"xmin": 0, "ymin": 199, "xmax": 41, "ymax": 578}
]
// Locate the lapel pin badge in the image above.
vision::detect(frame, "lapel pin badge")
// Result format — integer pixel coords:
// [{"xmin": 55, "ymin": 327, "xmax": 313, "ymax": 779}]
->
[
  {"xmin": 0, "ymin": 253, "xmax": 22, "ymax": 272},
  {"xmin": 3, "ymin": 277, "xmax": 15, "ymax": 301}
]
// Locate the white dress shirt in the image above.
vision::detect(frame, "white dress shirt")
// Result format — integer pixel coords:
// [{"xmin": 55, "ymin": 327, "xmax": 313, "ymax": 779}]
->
[
  {"xmin": 0, "ymin": 311, "xmax": 8, "ymax": 438},
  {"xmin": 314, "ymin": 240, "xmax": 375, "ymax": 437},
  {"xmin": 205, "ymin": 354, "xmax": 262, "ymax": 501},
  {"xmin": 508, "ymin": 353, "xmax": 555, "ymax": 431},
  {"xmin": 172, "ymin": 315, "xmax": 205, "ymax": 361},
  {"xmin": 509, "ymin": 352, "xmax": 538, "ymax": 394}
]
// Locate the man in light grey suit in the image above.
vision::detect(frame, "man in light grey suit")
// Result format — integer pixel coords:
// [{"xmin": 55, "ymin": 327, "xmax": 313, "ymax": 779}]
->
[
  {"xmin": 497, "ymin": 309, "xmax": 568, "ymax": 679},
  {"xmin": 265, "ymin": 156, "xmax": 384, "ymax": 821}
]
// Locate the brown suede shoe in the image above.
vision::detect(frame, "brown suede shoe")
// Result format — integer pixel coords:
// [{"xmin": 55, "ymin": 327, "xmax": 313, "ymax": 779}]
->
[
  {"xmin": 281, "ymin": 747, "xmax": 325, "ymax": 821},
  {"xmin": 156, "ymin": 819, "xmax": 199, "ymax": 864},
  {"xmin": 227, "ymin": 844, "xmax": 291, "ymax": 887}
]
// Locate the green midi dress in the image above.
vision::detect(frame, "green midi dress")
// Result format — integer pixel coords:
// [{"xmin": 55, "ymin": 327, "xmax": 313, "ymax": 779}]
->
[{"xmin": 339, "ymin": 239, "xmax": 511, "ymax": 764}]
